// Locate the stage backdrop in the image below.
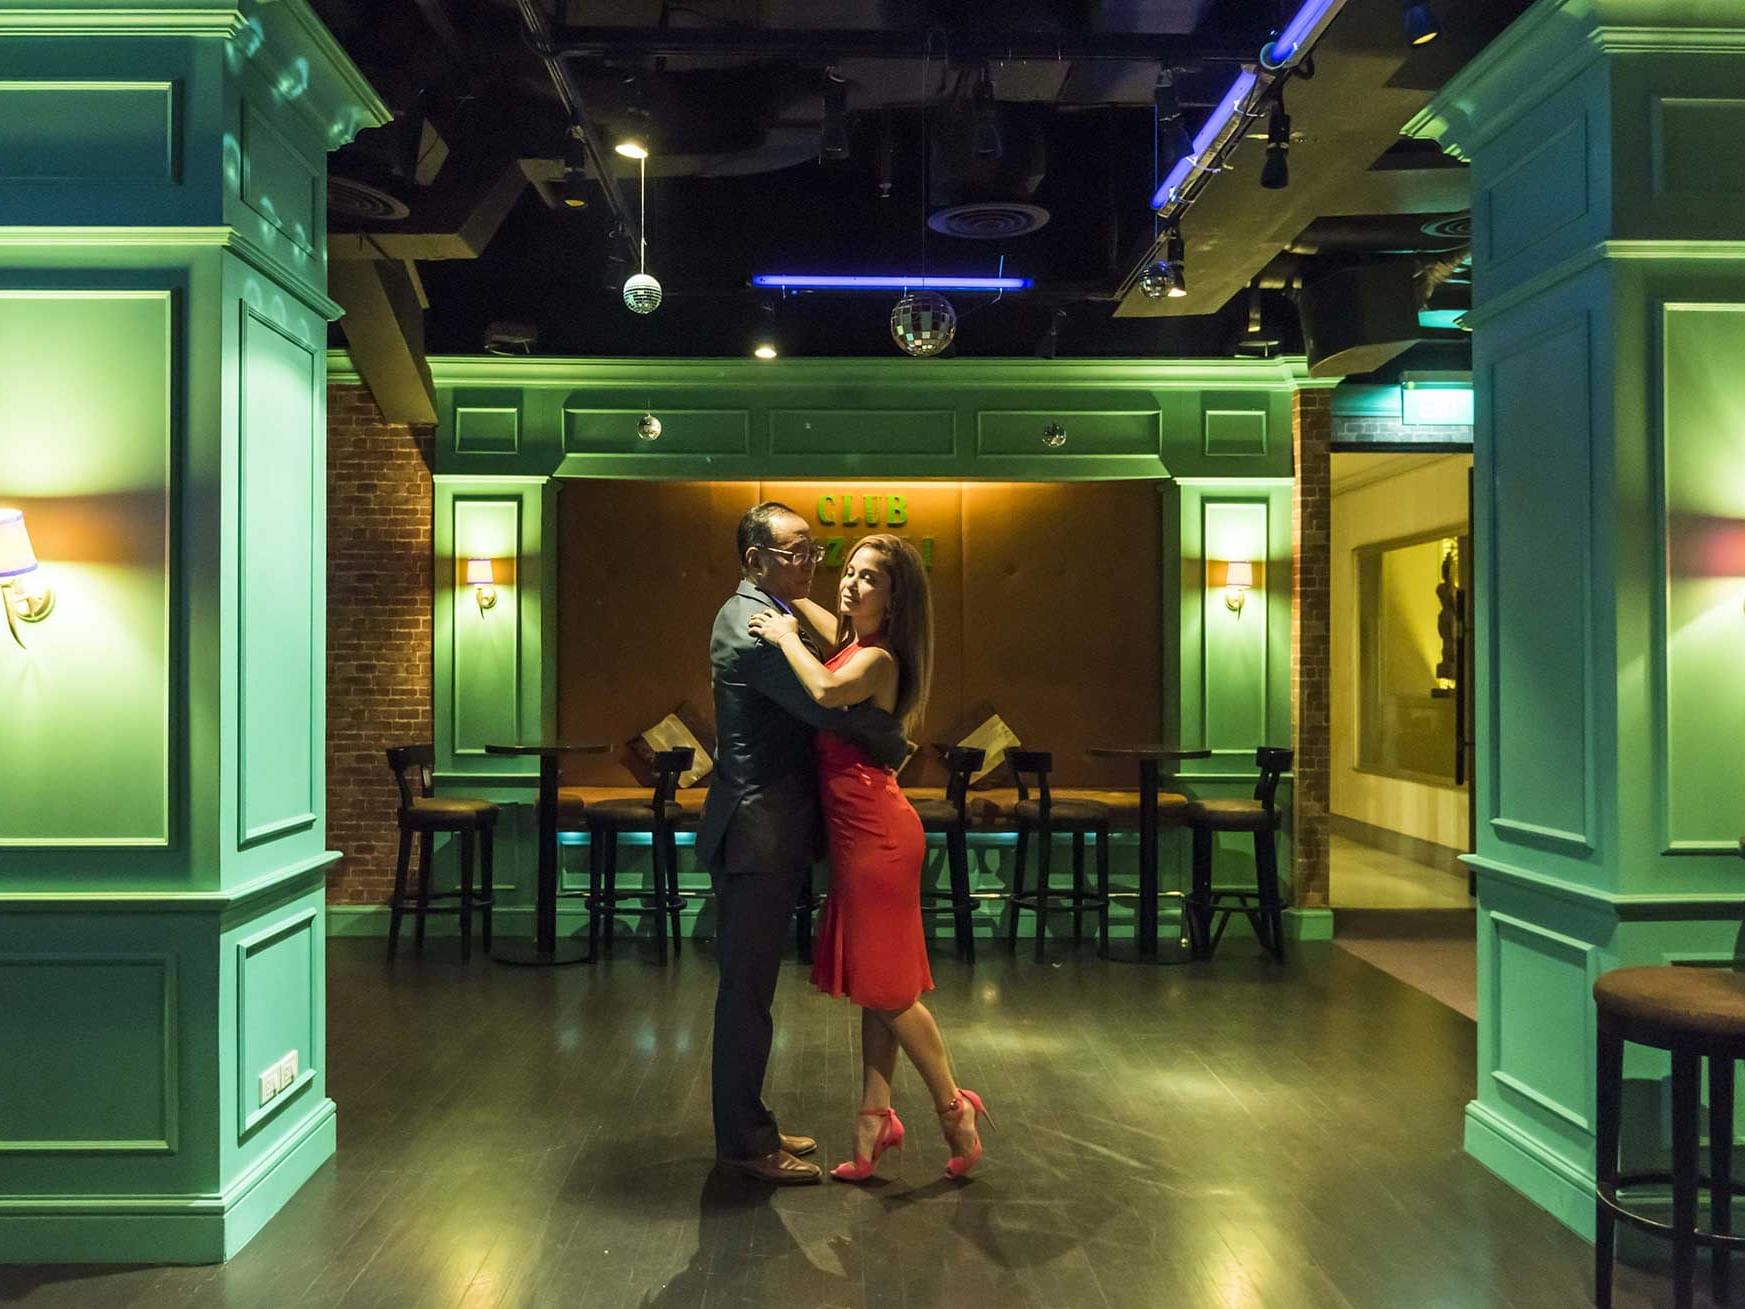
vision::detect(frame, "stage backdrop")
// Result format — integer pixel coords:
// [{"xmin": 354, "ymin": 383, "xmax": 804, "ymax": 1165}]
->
[{"xmin": 557, "ymin": 480, "xmax": 1161, "ymax": 789}]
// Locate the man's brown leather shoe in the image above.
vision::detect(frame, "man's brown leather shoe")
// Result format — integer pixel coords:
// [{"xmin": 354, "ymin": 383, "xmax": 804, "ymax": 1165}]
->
[
  {"xmin": 717, "ymin": 1149, "xmax": 823, "ymax": 1185},
  {"xmin": 779, "ymin": 1133, "xmax": 816, "ymax": 1157}
]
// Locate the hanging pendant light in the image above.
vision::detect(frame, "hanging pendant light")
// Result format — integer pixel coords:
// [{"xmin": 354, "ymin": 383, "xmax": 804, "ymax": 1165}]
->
[{"xmin": 621, "ymin": 145, "xmax": 662, "ymax": 314}]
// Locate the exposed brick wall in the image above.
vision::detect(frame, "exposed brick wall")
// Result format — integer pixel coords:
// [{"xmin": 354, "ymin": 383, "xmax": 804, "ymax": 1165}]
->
[
  {"xmin": 326, "ymin": 384, "xmax": 434, "ymax": 905},
  {"xmin": 1291, "ymin": 389, "xmax": 1332, "ymax": 909},
  {"xmin": 1332, "ymin": 416, "xmax": 1473, "ymax": 446}
]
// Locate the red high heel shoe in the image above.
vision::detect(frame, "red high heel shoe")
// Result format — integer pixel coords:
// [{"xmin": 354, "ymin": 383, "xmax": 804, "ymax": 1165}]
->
[
  {"xmin": 941, "ymin": 1089, "xmax": 995, "ymax": 1179},
  {"xmin": 830, "ymin": 1107, "xmax": 905, "ymax": 1182}
]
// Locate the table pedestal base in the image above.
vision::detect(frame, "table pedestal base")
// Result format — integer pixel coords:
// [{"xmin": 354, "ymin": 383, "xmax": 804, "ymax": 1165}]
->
[{"xmin": 491, "ymin": 940, "xmax": 592, "ymax": 967}]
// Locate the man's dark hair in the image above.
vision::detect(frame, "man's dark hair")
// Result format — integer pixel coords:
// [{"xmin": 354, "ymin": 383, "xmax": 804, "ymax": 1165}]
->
[{"xmin": 737, "ymin": 501, "xmax": 796, "ymax": 565}]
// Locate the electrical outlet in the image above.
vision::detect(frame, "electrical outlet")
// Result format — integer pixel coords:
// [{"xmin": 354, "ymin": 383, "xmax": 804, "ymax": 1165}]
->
[
  {"xmin": 279, "ymin": 1050, "xmax": 299, "ymax": 1085},
  {"xmin": 259, "ymin": 1070, "xmax": 278, "ymax": 1108}
]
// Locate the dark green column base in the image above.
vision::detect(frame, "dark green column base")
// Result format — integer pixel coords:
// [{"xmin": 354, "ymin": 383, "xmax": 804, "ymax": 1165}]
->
[{"xmin": 0, "ymin": 1099, "xmax": 335, "ymax": 1265}]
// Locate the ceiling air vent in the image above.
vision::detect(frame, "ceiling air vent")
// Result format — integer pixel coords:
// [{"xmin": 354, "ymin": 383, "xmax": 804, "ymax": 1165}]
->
[
  {"xmin": 927, "ymin": 202, "xmax": 1051, "ymax": 240},
  {"xmin": 1420, "ymin": 214, "xmax": 1471, "ymax": 241},
  {"xmin": 329, "ymin": 176, "xmax": 411, "ymax": 222}
]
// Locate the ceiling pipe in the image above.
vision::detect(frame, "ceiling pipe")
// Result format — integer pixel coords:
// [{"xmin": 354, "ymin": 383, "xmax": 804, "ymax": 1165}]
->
[{"xmin": 514, "ymin": 0, "xmax": 641, "ymax": 264}]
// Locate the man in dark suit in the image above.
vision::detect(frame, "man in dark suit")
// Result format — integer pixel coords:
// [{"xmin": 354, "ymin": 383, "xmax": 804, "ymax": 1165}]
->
[{"xmin": 698, "ymin": 501, "xmax": 909, "ymax": 1184}]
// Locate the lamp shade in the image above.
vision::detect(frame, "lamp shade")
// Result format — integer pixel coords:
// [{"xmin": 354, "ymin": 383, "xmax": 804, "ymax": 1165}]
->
[
  {"xmin": 0, "ymin": 509, "xmax": 39, "ymax": 578},
  {"xmin": 1224, "ymin": 560, "xmax": 1255, "ymax": 589},
  {"xmin": 465, "ymin": 558, "xmax": 494, "ymax": 586}
]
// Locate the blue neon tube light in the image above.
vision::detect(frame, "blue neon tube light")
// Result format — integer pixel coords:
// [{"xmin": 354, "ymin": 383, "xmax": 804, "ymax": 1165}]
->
[
  {"xmin": 750, "ymin": 274, "xmax": 1032, "ymax": 291},
  {"xmin": 1150, "ymin": 69, "xmax": 1258, "ymax": 210},
  {"xmin": 1261, "ymin": 0, "xmax": 1343, "ymax": 68}
]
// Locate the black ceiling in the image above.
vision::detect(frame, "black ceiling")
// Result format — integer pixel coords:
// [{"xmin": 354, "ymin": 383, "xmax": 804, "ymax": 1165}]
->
[{"xmin": 313, "ymin": 1, "xmax": 1512, "ymax": 370}]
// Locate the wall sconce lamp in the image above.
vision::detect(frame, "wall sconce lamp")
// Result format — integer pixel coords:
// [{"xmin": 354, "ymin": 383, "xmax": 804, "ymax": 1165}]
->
[
  {"xmin": 465, "ymin": 558, "xmax": 497, "ymax": 615},
  {"xmin": 0, "ymin": 509, "xmax": 55, "ymax": 648},
  {"xmin": 1210, "ymin": 559, "xmax": 1256, "ymax": 616}
]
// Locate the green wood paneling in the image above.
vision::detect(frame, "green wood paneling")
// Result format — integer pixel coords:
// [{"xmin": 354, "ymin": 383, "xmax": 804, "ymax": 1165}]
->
[
  {"xmin": 1486, "ymin": 310, "xmax": 1594, "ymax": 858},
  {"xmin": 565, "ymin": 406, "xmax": 747, "ymax": 456},
  {"xmin": 235, "ymin": 910, "xmax": 317, "ymax": 1137},
  {"xmin": 1659, "ymin": 303, "xmax": 1745, "ymax": 854},
  {"xmin": 975, "ymin": 409, "xmax": 1158, "ymax": 457},
  {"xmin": 238, "ymin": 307, "xmax": 318, "ymax": 847},
  {"xmin": 1201, "ymin": 500, "xmax": 1270, "ymax": 753},
  {"xmin": 1201, "ymin": 391, "xmax": 1269, "ymax": 458},
  {"xmin": 0, "ymin": 81, "xmax": 175, "ymax": 181},
  {"xmin": 455, "ymin": 388, "xmax": 522, "ymax": 454},
  {"xmin": 0, "ymin": 290, "xmax": 172, "ymax": 847},
  {"xmin": 240, "ymin": 102, "xmax": 319, "ymax": 257},
  {"xmin": 0, "ymin": 956, "xmax": 175, "ymax": 1152},
  {"xmin": 773, "ymin": 408, "xmax": 956, "ymax": 456}
]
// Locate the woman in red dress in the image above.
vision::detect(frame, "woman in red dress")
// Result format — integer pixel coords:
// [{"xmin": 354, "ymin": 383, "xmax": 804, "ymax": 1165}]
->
[{"xmin": 749, "ymin": 534, "xmax": 991, "ymax": 1181}]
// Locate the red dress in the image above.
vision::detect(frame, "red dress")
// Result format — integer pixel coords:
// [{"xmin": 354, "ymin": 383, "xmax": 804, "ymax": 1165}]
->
[{"xmin": 809, "ymin": 641, "xmax": 934, "ymax": 1010}]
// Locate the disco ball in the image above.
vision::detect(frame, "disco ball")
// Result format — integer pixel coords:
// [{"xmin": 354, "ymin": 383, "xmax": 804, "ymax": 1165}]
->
[
  {"xmin": 637, "ymin": 412, "xmax": 662, "ymax": 442},
  {"xmin": 1042, "ymin": 422, "xmax": 1067, "ymax": 449},
  {"xmin": 1137, "ymin": 263, "xmax": 1171, "ymax": 299},
  {"xmin": 622, "ymin": 272, "xmax": 663, "ymax": 314},
  {"xmin": 890, "ymin": 291, "xmax": 957, "ymax": 357}
]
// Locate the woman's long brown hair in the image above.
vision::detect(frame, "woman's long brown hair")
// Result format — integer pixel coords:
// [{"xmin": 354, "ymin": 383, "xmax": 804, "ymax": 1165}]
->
[{"xmin": 832, "ymin": 533, "xmax": 933, "ymax": 738}]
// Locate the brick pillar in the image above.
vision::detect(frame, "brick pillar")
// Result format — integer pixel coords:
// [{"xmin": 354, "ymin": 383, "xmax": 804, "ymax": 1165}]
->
[
  {"xmin": 1290, "ymin": 388, "xmax": 1332, "ymax": 909},
  {"xmin": 326, "ymin": 383, "xmax": 434, "ymax": 905}
]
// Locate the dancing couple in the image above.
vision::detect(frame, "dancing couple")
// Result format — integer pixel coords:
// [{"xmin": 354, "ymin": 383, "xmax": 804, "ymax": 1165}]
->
[{"xmin": 696, "ymin": 501, "xmax": 991, "ymax": 1185}]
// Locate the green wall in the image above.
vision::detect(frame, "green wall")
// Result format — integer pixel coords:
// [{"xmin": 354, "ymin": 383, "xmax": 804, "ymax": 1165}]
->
[
  {"xmin": 1409, "ymin": 0, "xmax": 1745, "ymax": 1238},
  {"xmin": 0, "ymin": 0, "xmax": 384, "ymax": 1263},
  {"xmin": 327, "ymin": 353, "xmax": 1320, "ymax": 940}
]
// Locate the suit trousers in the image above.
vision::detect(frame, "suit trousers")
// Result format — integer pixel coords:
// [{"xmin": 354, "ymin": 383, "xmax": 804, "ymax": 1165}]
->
[{"xmin": 711, "ymin": 858, "xmax": 808, "ymax": 1159}]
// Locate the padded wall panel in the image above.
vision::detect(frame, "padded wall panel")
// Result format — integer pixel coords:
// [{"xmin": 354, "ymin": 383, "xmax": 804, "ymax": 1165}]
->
[
  {"xmin": 0, "ymin": 291, "xmax": 172, "ymax": 847},
  {"xmin": 238, "ymin": 308, "xmax": 318, "ymax": 846},
  {"xmin": 557, "ymin": 481, "xmax": 1161, "ymax": 789}
]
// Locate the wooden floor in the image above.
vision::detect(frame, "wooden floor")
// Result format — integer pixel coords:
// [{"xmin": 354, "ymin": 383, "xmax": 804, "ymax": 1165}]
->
[{"xmin": 1, "ymin": 936, "xmax": 1686, "ymax": 1307}]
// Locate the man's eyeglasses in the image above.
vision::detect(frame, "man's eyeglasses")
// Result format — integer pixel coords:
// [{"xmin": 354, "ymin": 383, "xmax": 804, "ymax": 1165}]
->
[{"xmin": 761, "ymin": 543, "xmax": 826, "ymax": 565}]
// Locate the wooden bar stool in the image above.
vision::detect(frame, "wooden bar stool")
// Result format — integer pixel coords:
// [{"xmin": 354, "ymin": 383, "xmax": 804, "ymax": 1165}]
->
[
  {"xmin": 1594, "ymin": 965, "xmax": 1745, "ymax": 1309},
  {"xmin": 385, "ymin": 744, "xmax": 498, "ymax": 961},
  {"xmin": 1183, "ymin": 746, "xmax": 1291, "ymax": 961},
  {"xmin": 1004, "ymin": 750, "xmax": 1112, "ymax": 961},
  {"xmin": 904, "ymin": 745, "xmax": 985, "ymax": 963},
  {"xmin": 585, "ymin": 747, "xmax": 695, "ymax": 964}
]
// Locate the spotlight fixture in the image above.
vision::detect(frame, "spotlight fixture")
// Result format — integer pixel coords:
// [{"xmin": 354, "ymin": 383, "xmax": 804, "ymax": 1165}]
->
[
  {"xmin": 1402, "ymin": 1, "xmax": 1440, "ymax": 45},
  {"xmin": 970, "ymin": 64, "xmax": 1001, "ymax": 161},
  {"xmin": 621, "ymin": 143, "xmax": 661, "ymax": 314},
  {"xmin": 1259, "ymin": 95, "xmax": 1291, "ymax": 190},
  {"xmin": 1154, "ymin": 69, "xmax": 1192, "ymax": 170},
  {"xmin": 820, "ymin": 68, "xmax": 849, "ymax": 162},
  {"xmin": 614, "ymin": 139, "xmax": 649, "ymax": 159},
  {"xmin": 1164, "ymin": 229, "xmax": 1187, "ymax": 298},
  {"xmin": 558, "ymin": 133, "xmax": 589, "ymax": 209},
  {"xmin": 751, "ymin": 299, "xmax": 781, "ymax": 359},
  {"xmin": 1033, "ymin": 308, "xmax": 1067, "ymax": 360}
]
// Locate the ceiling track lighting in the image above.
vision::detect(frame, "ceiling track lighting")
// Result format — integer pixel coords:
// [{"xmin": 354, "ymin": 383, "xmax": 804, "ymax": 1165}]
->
[
  {"xmin": 558, "ymin": 132, "xmax": 589, "ymax": 209},
  {"xmin": 1164, "ymin": 228, "xmax": 1187, "ymax": 298},
  {"xmin": 751, "ymin": 274, "xmax": 1030, "ymax": 292},
  {"xmin": 1401, "ymin": 1, "xmax": 1441, "ymax": 45},
  {"xmin": 1259, "ymin": 94, "xmax": 1291, "ymax": 190}
]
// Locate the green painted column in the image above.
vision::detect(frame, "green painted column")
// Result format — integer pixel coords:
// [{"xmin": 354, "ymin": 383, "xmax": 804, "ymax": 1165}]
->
[
  {"xmin": 1408, "ymin": 0, "xmax": 1745, "ymax": 1235},
  {"xmin": 0, "ymin": 1, "xmax": 386, "ymax": 1262}
]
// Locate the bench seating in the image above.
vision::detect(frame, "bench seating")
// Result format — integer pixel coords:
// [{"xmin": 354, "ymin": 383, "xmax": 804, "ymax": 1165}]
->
[{"xmin": 553, "ymin": 784, "xmax": 1188, "ymax": 833}]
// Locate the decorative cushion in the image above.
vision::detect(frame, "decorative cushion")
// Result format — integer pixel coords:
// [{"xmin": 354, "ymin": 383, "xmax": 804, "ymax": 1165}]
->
[
  {"xmin": 1184, "ymin": 798, "xmax": 1275, "ymax": 832},
  {"xmin": 956, "ymin": 712, "xmax": 1021, "ymax": 791},
  {"xmin": 628, "ymin": 704, "xmax": 715, "ymax": 788}
]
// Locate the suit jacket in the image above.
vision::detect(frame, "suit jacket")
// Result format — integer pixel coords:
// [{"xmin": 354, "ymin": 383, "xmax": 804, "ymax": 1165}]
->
[{"xmin": 696, "ymin": 581, "xmax": 910, "ymax": 875}]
